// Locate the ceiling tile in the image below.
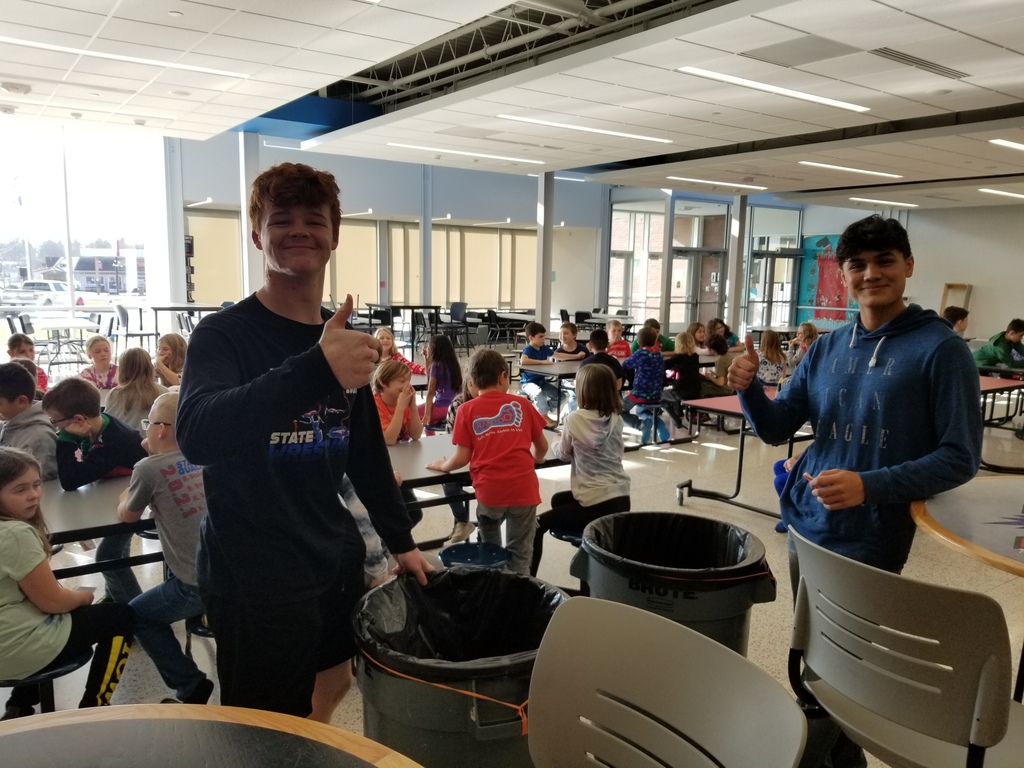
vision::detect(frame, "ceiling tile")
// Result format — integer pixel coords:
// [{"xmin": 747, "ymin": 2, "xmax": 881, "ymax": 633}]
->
[
  {"xmin": 236, "ymin": 0, "xmax": 368, "ymax": 27},
  {"xmin": 98, "ymin": 17, "xmax": 207, "ymax": 50},
  {"xmin": 249, "ymin": 66, "xmax": 336, "ymax": 89},
  {"xmin": 680, "ymin": 16, "xmax": 808, "ymax": 54},
  {"xmin": 384, "ymin": 0, "xmax": 504, "ymax": 24},
  {"xmin": 214, "ymin": 11, "xmax": 328, "ymax": 47},
  {"xmin": 340, "ymin": 7, "xmax": 458, "ymax": 44},
  {"xmin": 191, "ymin": 34, "xmax": 296, "ymax": 66},
  {"xmin": 115, "ymin": 0, "xmax": 236, "ymax": 33},
  {"xmin": 274, "ymin": 48, "xmax": 371, "ymax": 76},
  {"xmin": 303, "ymin": 28, "xmax": 411, "ymax": 61},
  {"xmin": 0, "ymin": 1, "xmax": 106, "ymax": 35}
]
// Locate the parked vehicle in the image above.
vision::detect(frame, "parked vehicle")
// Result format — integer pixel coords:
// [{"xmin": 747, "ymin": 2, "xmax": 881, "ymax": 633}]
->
[{"xmin": 0, "ymin": 281, "xmax": 82, "ymax": 306}]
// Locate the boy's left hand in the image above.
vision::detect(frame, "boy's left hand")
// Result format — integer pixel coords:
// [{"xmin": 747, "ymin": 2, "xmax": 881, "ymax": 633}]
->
[{"xmin": 805, "ymin": 469, "xmax": 865, "ymax": 510}]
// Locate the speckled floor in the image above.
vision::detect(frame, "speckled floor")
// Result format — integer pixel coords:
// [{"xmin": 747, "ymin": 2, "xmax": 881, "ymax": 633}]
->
[{"xmin": 6, "ymin": 396, "xmax": 1024, "ymax": 768}]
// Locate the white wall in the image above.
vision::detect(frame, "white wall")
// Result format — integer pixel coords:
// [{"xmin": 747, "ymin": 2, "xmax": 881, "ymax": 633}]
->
[
  {"xmin": 905, "ymin": 205, "xmax": 1024, "ymax": 338},
  {"xmin": 801, "ymin": 204, "xmax": 866, "ymax": 236}
]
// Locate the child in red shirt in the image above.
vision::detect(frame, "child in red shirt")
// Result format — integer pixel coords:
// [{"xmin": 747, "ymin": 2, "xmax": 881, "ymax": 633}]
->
[
  {"xmin": 426, "ymin": 349, "xmax": 548, "ymax": 574},
  {"xmin": 372, "ymin": 360, "xmax": 424, "ymax": 446},
  {"xmin": 605, "ymin": 319, "xmax": 631, "ymax": 361}
]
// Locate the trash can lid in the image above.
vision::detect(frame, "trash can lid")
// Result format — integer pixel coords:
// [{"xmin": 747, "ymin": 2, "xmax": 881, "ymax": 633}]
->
[
  {"xmin": 439, "ymin": 541, "xmax": 511, "ymax": 569},
  {"xmin": 582, "ymin": 512, "xmax": 770, "ymax": 583}
]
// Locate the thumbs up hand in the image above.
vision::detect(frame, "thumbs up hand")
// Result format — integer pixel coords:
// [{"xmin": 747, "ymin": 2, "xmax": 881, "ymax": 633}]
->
[
  {"xmin": 727, "ymin": 334, "xmax": 759, "ymax": 392},
  {"xmin": 319, "ymin": 294, "xmax": 382, "ymax": 390}
]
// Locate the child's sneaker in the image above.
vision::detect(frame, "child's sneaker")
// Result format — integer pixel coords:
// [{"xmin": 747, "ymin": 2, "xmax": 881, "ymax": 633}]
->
[
  {"xmin": 445, "ymin": 521, "xmax": 476, "ymax": 545},
  {"xmin": 0, "ymin": 705, "xmax": 34, "ymax": 720},
  {"xmin": 640, "ymin": 417, "xmax": 654, "ymax": 445},
  {"xmin": 656, "ymin": 419, "xmax": 670, "ymax": 443}
]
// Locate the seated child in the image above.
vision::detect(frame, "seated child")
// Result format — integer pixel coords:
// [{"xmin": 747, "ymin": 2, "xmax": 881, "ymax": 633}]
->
[
  {"xmin": 79, "ymin": 335, "xmax": 118, "ymax": 390},
  {"xmin": 700, "ymin": 336, "xmax": 736, "ymax": 397},
  {"xmin": 419, "ymin": 335, "xmax": 461, "ymax": 426},
  {"xmin": 622, "ymin": 326, "xmax": 668, "ymax": 443},
  {"xmin": 154, "ymin": 334, "xmax": 188, "ymax": 388},
  {"xmin": 375, "ymin": 327, "xmax": 425, "ymax": 375},
  {"xmin": 105, "ymin": 348, "xmax": 170, "ymax": 437},
  {"xmin": 427, "ymin": 349, "xmax": 548, "ymax": 574},
  {"xmin": 120, "ymin": 393, "xmax": 214, "ymax": 705},
  {"xmin": 629, "ymin": 318, "xmax": 675, "ymax": 354},
  {"xmin": 757, "ymin": 330, "xmax": 786, "ymax": 386},
  {"xmin": 786, "ymin": 322, "xmax": 819, "ymax": 374},
  {"xmin": 605, "ymin": 319, "xmax": 631, "ymax": 361},
  {"xmin": 0, "ymin": 363, "xmax": 57, "ymax": 480},
  {"xmin": 662, "ymin": 332, "xmax": 703, "ymax": 429},
  {"xmin": 0, "ymin": 447, "xmax": 134, "ymax": 720},
  {"xmin": 519, "ymin": 321, "xmax": 558, "ymax": 423},
  {"xmin": 41, "ymin": 377, "xmax": 147, "ymax": 603},
  {"xmin": 8, "ymin": 333, "xmax": 47, "ymax": 393},
  {"xmin": 579, "ymin": 328, "xmax": 624, "ymax": 388},
  {"xmin": 942, "ymin": 306, "xmax": 969, "ymax": 337},
  {"xmin": 707, "ymin": 318, "xmax": 743, "ymax": 353},
  {"xmin": 373, "ymin": 360, "xmax": 424, "ymax": 446},
  {"xmin": 554, "ymin": 322, "xmax": 589, "ymax": 413},
  {"xmin": 973, "ymin": 318, "xmax": 1024, "ymax": 368}
]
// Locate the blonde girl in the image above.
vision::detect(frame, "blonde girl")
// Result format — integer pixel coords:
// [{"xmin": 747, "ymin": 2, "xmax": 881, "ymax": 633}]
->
[
  {"xmin": 786, "ymin": 322, "xmax": 819, "ymax": 372},
  {"xmin": 372, "ymin": 360, "xmax": 424, "ymax": 446},
  {"xmin": 79, "ymin": 336, "xmax": 117, "ymax": 390},
  {"xmin": 530, "ymin": 364, "xmax": 630, "ymax": 578},
  {"xmin": 154, "ymin": 333, "xmax": 188, "ymax": 387},
  {"xmin": 686, "ymin": 322, "xmax": 708, "ymax": 352},
  {"xmin": 374, "ymin": 327, "xmax": 425, "ymax": 375},
  {"xmin": 104, "ymin": 348, "xmax": 169, "ymax": 436},
  {"xmin": 0, "ymin": 447, "xmax": 134, "ymax": 718},
  {"xmin": 757, "ymin": 330, "xmax": 786, "ymax": 385},
  {"xmin": 663, "ymin": 331, "xmax": 703, "ymax": 428}
]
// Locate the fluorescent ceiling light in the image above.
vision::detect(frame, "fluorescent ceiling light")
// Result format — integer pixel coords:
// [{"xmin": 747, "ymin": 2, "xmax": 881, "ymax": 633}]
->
[
  {"xmin": 341, "ymin": 209, "xmax": 373, "ymax": 217},
  {"xmin": 849, "ymin": 197, "xmax": 917, "ymax": 208},
  {"xmin": 186, "ymin": 197, "xmax": 213, "ymax": 208},
  {"xmin": 527, "ymin": 174, "xmax": 586, "ymax": 182},
  {"xmin": 677, "ymin": 66, "xmax": 869, "ymax": 113},
  {"xmin": 472, "ymin": 218, "xmax": 512, "ymax": 227},
  {"xmin": 263, "ymin": 139, "xmax": 302, "ymax": 150},
  {"xmin": 431, "ymin": 214, "xmax": 452, "ymax": 221},
  {"xmin": 0, "ymin": 35, "xmax": 248, "ymax": 78},
  {"xmin": 496, "ymin": 114, "xmax": 672, "ymax": 144},
  {"xmin": 667, "ymin": 176, "xmax": 767, "ymax": 191},
  {"xmin": 798, "ymin": 161, "xmax": 901, "ymax": 179},
  {"xmin": 989, "ymin": 139, "xmax": 1024, "ymax": 152},
  {"xmin": 387, "ymin": 142, "xmax": 544, "ymax": 165},
  {"xmin": 979, "ymin": 188, "xmax": 1024, "ymax": 200}
]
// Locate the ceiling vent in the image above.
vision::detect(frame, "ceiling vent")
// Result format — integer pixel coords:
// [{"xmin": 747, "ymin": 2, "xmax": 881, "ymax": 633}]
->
[{"xmin": 869, "ymin": 48, "xmax": 969, "ymax": 80}]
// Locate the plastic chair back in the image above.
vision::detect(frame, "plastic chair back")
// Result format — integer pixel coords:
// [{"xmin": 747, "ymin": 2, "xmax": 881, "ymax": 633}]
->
[
  {"xmin": 559, "ymin": 309, "xmax": 570, "ymax": 323},
  {"xmin": 530, "ymin": 597, "xmax": 806, "ymax": 768},
  {"xmin": 6, "ymin": 315, "xmax": 17, "ymax": 335},
  {"xmin": 790, "ymin": 530, "xmax": 1013, "ymax": 764},
  {"xmin": 450, "ymin": 302, "xmax": 467, "ymax": 322},
  {"xmin": 115, "ymin": 304, "xmax": 130, "ymax": 329}
]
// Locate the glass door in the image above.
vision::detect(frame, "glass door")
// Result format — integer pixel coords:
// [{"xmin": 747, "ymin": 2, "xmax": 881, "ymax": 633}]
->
[{"xmin": 671, "ymin": 248, "xmax": 726, "ymax": 327}]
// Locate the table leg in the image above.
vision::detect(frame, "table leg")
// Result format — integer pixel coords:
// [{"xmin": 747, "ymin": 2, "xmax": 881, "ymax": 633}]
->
[
  {"xmin": 1016, "ymin": 644, "xmax": 1024, "ymax": 703},
  {"xmin": 979, "ymin": 392, "xmax": 1024, "ymax": 474}
]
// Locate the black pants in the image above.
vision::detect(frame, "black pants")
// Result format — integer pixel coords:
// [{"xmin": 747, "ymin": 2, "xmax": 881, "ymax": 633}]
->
[
  {"xmin": 7, "ymin": 602, "xmax": 134, "ymax": 710},
  {"xmin": 530, "ymin": 491, "xmax": 631, "ymax": 577}
]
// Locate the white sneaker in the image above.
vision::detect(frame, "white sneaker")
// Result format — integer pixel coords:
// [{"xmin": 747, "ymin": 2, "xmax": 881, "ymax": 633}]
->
[{"xmin": 445, "ymin": 521, "xmax": 476, "ymax": 545}]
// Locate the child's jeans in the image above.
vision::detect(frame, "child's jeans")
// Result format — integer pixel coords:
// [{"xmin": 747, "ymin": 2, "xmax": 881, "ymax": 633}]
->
[
  {"xmin": 475, "ymin": 503, "xmax": 537, "ymax": 575},
  {"xmin": 521, "ymin": 379, "xmax": 560, "ymax": 417}
]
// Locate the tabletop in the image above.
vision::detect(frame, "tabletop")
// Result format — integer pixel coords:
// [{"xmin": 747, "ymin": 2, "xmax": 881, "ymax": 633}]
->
[
  {"xmin": 32, "ymin": 317, "xmax": 100, "ymax": 333},
  {"xmin": 978, "ymin": 375, "xmax": 1024, "ymax": 394},
  {"xmin": 911, "ymin": 476, "xmax": 1024, "ymax": 577},
  {"xmin": 0, "ymin": 704, "xmax": 423, "ymax": 768},
  {"xmin": 589, "ymin": 313, "xmax": 636, "ymax": 324},
  {"xmin": 42, "ymin": 477, "xmax": 144, "ymax": 544},
  {"xmin": 520, "ymin": 359, "xmax": 583, "ymax": 378}
]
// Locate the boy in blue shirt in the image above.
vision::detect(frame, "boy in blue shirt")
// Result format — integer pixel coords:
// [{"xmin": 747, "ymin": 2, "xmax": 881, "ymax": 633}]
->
[
  {"xmin": 622, "ymin": 326, "xmax": 667, "ymax": 443},
  {"xmin": 519, "ymin": 321, "xmax": 558, "ymax": 424},
  {"xmin": 554, "ymin": 321, "xmax": 589, "ymax": 413}
]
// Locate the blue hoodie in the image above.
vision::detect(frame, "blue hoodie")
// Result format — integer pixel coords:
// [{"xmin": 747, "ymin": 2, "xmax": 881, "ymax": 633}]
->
[{"xmin": 739, "ymin": 304, "xmax": 981, "ymax": 571}]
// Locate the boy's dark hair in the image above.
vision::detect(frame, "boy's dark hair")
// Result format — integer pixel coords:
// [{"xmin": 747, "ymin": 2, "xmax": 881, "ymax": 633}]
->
[
  {"xmin": 942, "ymin": 306, "xmax": 969, "ymax": 326},
  {"xmin": 560, "ymin": 322, "xmax": 578, "ymax": 336},
  {"xmin": 248, "ymin": 162, "xmax": 341, "ymax": 234},
  {"xmin": 575, "ymin": 364, "xmax": 621, "ymax": 417},
  {"xmin": 642, "ymin": 318, "xmax": 661, "ymax": 331},
  {"xmin": 468, "ymin": 349, "xmax": 507, "ymax": 389},
  {"xmin": 524, "ymin": 322, "xmax": 546, "ymax": 338},
  {"xmin": 836, "ymin": 214, "xmax": 912, "ymax": 266},
  {"xmin": 637, "ymin": 326, "xmax": 657, "ymax": 348},
  {"xmin": 7, "ymin": 333, "xmax": 32, "ymax": 351},
  {"xmin": 1007, "ymin": 319, "xmax": 1024, "ymax": 334},
  {"xmin": 588, "ymin": 328, "xmax": 609, "ymax": 350},
  {"xmin": 41, "ymin": 377, "xmax": 101, "ymax": 420},
  {"xmin": 0, "ymin": 362, "xmax": 36, "ymax": 402},
  {"xmin": 707, "ymin": 335, "xmax": 729, "ymax": 355}
]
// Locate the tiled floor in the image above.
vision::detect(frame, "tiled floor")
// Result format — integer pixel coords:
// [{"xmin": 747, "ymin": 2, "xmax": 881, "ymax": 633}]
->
[{"xmin": 6, "ymin": 383, "xmax": 1024, "ymax": 768}]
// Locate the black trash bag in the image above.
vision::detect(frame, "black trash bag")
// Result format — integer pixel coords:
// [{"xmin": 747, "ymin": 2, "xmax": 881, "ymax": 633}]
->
[
  {"xmin": 583, "ymin": 512, "xmax": 770, "ymax": 585},
  {"xmin": 353, "ymin": 567, "xmax": 565, "ymax": 682}
]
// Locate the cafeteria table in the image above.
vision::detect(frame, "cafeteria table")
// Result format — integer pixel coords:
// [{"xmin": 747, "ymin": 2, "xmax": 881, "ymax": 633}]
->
[
  {"xmin": 0, "ymin": 704, "xmax": 423, "ymax": 767},
  {"xmin": 978, "ymin": 375, "xmax": 1024, "ymax": 473},
  {"xmin": 911, "ymin": 475, "xmax": 1024, "ymax": 702}
]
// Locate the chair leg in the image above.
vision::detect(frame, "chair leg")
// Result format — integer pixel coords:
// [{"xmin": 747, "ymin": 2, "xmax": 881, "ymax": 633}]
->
[{"xmin": 38, "ymin": 680, "xmax": 56, "ymax": 713}]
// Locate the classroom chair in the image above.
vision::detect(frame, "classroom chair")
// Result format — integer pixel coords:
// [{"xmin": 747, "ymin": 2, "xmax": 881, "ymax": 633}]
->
[
  {"xmin": 529, "ymin": 597, "xmax": 806, "ymax": 768},
  {"xmin": 789, "ymin": 528, "xmax": 1024, "ymax": 768}
]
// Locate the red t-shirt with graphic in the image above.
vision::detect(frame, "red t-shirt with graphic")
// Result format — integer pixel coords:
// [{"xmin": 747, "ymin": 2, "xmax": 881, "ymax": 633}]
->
[
  {"xmin": 452, "ymin": 391, "xmax": 545, "ymax": 507},
  {"xmin": 607, "ymin": 340, "xmax": 631, "ymax": 361}
]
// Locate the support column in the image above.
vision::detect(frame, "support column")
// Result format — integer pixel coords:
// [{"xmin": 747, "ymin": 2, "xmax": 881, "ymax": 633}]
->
[
  {"xmin": 536, "ymin": 172, "xmax": 554, "ymax": 325},
  {"xmin": 659, "ymin": 192, "xmax": 674, "ymax": 327},
  {"xmin": 727, "ymin": 195, "xmax": 748, "ymax": 332},
  {"xmin": 238, "ymin": 132, "xmax": 263, "ymax": 297},
  {"xmin": 420, "ymin": 165, "xmax": 432, "ymax": 303},
  {"xmin": 161, "ymin": 138, "xmax": 185, "ymax": 304}
]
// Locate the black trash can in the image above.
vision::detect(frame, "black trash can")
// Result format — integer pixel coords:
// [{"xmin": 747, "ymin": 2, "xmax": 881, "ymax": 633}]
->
[
  {"xmin": 353, "ymin": 568, "xmax": 565, "ymax": 768},
  {"xmin": 569, "ymin": 512, "xmax": 775, "ymax": 655}
]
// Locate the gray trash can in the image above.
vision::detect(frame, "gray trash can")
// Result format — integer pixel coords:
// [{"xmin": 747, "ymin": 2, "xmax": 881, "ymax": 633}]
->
[
  {"xmin": 570, "ymin": 512, "xmax": 775, "ymax": 655},
  {"xmin": 353, "ymin": 568, "xmax": 564, "ymax": 768}
]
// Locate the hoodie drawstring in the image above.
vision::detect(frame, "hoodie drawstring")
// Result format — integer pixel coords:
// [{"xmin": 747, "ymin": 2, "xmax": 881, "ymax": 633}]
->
[{"xmin": 848, "ymin": 324, "xmax": 887, "ymax": 368}]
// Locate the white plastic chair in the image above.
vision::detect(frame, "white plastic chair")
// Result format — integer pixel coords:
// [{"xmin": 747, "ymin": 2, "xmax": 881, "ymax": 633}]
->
[
  {"xmin": 789, "ymin": 529, "xmax": 1024, "ymax": 768},
  {"xmin": 529, "ymin": 597, "xmax": 806, "ymax": 768}
]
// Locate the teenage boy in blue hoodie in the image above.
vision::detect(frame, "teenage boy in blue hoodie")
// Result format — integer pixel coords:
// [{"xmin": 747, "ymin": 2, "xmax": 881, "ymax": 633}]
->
[{"xmin": 727, "ymin": 214, "xmax": 982, "ymax": 768}]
